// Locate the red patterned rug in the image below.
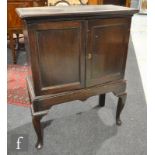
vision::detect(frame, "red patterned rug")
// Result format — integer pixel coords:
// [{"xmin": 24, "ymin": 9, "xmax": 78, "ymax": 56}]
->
[{"xmin": 7, "ymin": 65, "xmax": 31, "ymax": 107}]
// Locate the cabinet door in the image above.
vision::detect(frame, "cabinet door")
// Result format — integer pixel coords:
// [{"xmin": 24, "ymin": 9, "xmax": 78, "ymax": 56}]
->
[
  {"xmin": 86, "ymin": 18, "xmax": 131, "ymax": 87},
  {"xmin": 27, "ymin": 21, "xmax": 85, "ymax": 95}
]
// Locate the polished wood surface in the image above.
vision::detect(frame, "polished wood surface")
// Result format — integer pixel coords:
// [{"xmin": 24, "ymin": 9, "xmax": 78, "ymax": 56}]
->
[
  {"xmin": 31, "ymin": 21, "xmax": 86, "ymax": 94},
  {"xmin": 86, "ymin": 17, "xmax": 131, "ymax": 86},
  {"xmin": 17, "ymin": 5, "xmax": 138, "ymax": 149}
]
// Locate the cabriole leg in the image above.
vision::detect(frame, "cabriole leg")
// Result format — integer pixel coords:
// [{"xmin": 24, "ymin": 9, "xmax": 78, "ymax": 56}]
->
[
  {"xmin": 115, "ymin": 92, "xmax": 127, "ymax": 126},
  {"xmin": 32, "ymin": 114, "xmax": 45, "ymax": 150}
]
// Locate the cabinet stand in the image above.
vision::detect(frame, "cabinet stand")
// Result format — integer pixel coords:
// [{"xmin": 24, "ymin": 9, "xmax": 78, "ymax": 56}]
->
[
  {"xmin": 27, "ymin": 76, "xmax": 127, "ymax": 149},
  {"xmin": 17, "ymin": 5, "xmax": 138, "ymax": 149}
]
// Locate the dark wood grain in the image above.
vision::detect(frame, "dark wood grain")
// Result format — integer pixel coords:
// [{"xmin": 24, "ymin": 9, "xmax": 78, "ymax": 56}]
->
[
  {"xmin": 86, "ymin": 17, "xmax": 131, "ymax": 86},
  {"xmin": 18, "ymin": 5, "xmax": 138, "ymax": 149},
  {"xmin": 26, "ymin": 76, "xmax": 126, "ymax": 111},
  {"xmin": 27, "ymin": 20, "xmax": 86, "ymax": 95}
]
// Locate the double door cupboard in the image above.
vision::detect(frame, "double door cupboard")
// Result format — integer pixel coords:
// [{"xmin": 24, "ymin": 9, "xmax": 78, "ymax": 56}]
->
[{"xmin": 16, "ymin": 5, "xmax": 138, "ymax": 149}]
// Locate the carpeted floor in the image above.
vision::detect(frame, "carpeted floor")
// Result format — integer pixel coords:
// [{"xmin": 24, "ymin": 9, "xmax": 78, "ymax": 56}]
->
[
  {"xmin": 7, "ymin": 38, "xmax": 147, "ymax": 155},
  {"xmin": 7, "ymin": 65, "xmax": 30, "ymax": 107}
]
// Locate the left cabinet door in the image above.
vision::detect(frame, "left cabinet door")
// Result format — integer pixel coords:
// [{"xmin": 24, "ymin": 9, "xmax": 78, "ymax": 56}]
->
[{"xmin": 27, "ymin": 21, "xmax": 86, "ymax": 95}]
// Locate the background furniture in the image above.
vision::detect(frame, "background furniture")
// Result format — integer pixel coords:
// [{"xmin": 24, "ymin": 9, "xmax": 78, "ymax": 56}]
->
[
  {"xmin": 7, "ymin": 0, "xmax": 48, "ymax": 64},
  {"xmin": 139, "ymin": 0, "xmax": 147, "ymax": 14},
  {"xmin": 126, "ymin": 0, "xmax": 131, "ymax": 7},
  {"xmin": 17, "ymin": 5, "xmax": 138, "ymax": 149},
  {"xmin": 48, "ymin": 0, "xmax": 130, "ymax": 6},
  {"xmin": 102, "ymin": 0, "xmax": 127, "ymax": 6},
  {"xmin": 48, "ymin": 0, "xmax": 103, "ymax": 5},
  {"xmin": 48, "ymin": 0, "xmax": 89, "ymax": 6}
]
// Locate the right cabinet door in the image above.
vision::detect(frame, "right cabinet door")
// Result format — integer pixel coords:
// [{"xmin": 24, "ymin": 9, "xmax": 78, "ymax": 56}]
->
[{"xmin": 86, "ymin": 18, "xmax": 131, "ymax": 87}]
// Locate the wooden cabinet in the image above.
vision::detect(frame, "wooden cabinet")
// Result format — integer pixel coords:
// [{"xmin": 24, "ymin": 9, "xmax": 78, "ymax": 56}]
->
[{"xmin": 17, "ymin": 5, "xmax": 138, "ymax": 149}]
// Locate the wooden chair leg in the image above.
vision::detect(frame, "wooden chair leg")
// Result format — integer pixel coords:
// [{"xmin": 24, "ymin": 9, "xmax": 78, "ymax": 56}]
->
[
  {"xmin": 15, "ymin": 33, "xmax": 20, "ymax": 50},
  {"xmin": 8, "ymin": 31, "xmax": 17, "ymax": 64},
  {"xmin": 99, "ymin": 94, "xmax": 106, "ymax": 107}
]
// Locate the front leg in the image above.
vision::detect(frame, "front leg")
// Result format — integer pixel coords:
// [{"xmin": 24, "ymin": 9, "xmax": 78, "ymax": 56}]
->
[
  {"xmin": 32, "ymin": 114, "xmax": 46, "ymax": 149},
  {"xmin": 115, "ymin": 92, "xmax": 127, "ymax": 126},
  {"xmin": 8, "ymin": 31, "xmax": 17, "ymax": 64}
]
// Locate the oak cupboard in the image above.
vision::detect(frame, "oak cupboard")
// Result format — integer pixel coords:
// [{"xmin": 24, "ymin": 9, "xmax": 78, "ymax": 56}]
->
[{"xmin": 16, "ymin": 5, "xmax": 138, "ymax": 149}]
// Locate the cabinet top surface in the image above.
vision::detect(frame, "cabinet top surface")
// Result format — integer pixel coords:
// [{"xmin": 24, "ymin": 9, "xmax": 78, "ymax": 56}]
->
[{"xmin": 16, "ymin": 5, "xmax": 138, "ymax": 19}]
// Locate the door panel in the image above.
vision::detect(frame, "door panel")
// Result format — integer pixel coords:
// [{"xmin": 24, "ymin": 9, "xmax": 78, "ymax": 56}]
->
[
  {"xmin": 28, "ymin": 21, "xmax": 85, "ymax": 95},
  {"xmin": 86, "ymin": 18, "xmax": 131, "ymax": 87}
]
